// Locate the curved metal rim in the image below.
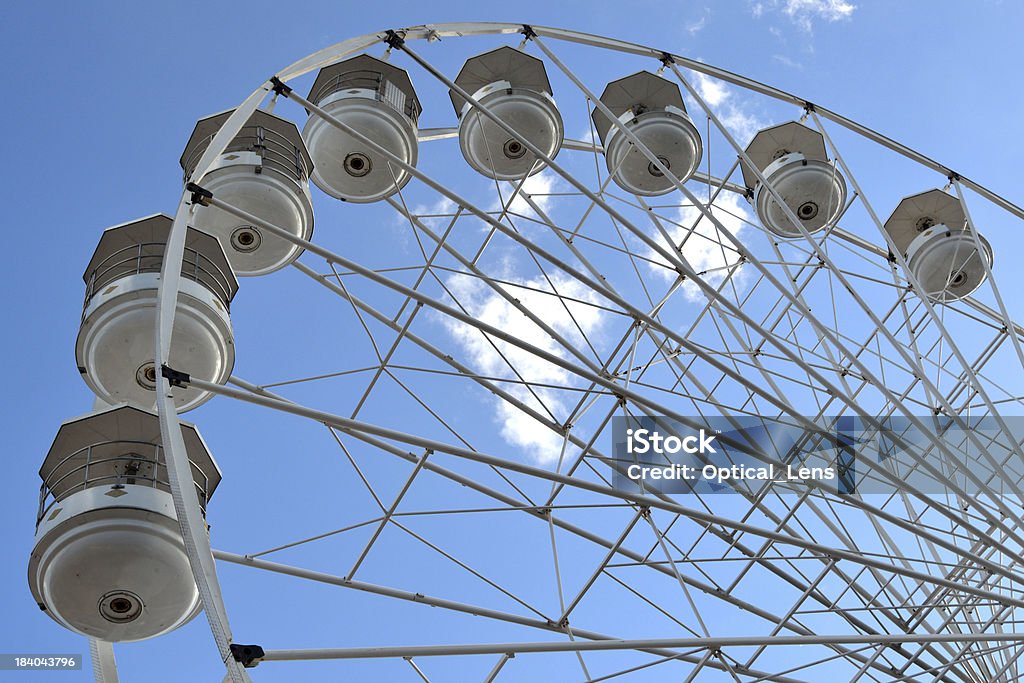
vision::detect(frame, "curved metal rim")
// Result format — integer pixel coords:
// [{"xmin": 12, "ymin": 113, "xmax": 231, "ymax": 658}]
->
[{"xmin": 155, "ymin": 22, "xmax": 1024, "ymax": 680}]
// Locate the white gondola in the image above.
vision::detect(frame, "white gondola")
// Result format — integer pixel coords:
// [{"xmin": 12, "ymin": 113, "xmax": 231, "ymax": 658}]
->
[
  {"xmin": 883, "ymin": 189, "xmax": 993, "ymax": 302},
  {"xmin": 181, "ymin": 109, "xmax": 314, "ymax": 276},
  {"xmin": 743, "ymin": 121, "xmax": 848, "ymax": 238},
  {"xmin": 592, "ymin": 71, "xmax": 702, "ymax": 196},
  {"xmin": 302, "ymin": 54, "xmax": 421, "ymax": 203},
  {"xmin": 27, "ymin": 405, "xmax": 221, "ymax": 642},
  {"xmin": 450, "ymin": 46, "xmax": 563, "ymax": 180},
  {"xmin": 75, "ymin": 215, "xmax": 237, "ymax": 412}
]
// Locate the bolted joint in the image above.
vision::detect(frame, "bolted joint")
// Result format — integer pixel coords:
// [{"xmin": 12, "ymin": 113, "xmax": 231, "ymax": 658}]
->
[
  {"xmin": 384, "ymin": 29, "xmax": 406, "ymax": 50},
  {"xmin": 521, "ymin": 24, "xmax": 537, "ymax": 39},
  {"xmin": 269, "ymin": 76, "xmax": 292, "ymax": 97},
  {"xmin": 229, "ymin": 643, "xmax": 264, "ymax": 668},
  {"xmin": 161, "ymin": 364, "xmax": 191, "ymax": 388},
  {"xmin": 803, "ymin": 101, "xmax": 816, "ymax": 114},
  {"xmin": 659, "ymin": 51, "xmax": 675, "ymax": 67},
  {"xmin": 186, "ymin": 181, "xmax": 213, "ymax": 206}
]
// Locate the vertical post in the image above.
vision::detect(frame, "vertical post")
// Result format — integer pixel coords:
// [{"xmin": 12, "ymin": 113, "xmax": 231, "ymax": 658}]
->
[{"xmin": 89, "ymin": 638, "xmax": 118, "ymax": 683}]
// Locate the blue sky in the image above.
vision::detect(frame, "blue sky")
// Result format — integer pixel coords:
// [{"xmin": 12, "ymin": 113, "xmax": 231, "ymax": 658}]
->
[{"xmin": 3, "ymin": 1, "xmax": 1024, "ymax": 681}]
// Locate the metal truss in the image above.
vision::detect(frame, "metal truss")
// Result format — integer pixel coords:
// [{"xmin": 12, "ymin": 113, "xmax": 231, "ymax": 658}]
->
[{"xmin": 148, "ymin": 22, "xmax": 1024, "ymax": 682}]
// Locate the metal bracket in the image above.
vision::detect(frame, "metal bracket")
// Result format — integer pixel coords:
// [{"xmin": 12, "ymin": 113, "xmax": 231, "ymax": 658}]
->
[
  {"xmin": 521, "ymin": 24, "xmax": 537, "ymax": 40},
  {"xmin": 659, "ymin": 51, "xmax": 675, "ymax": 67},
  {"xmin": 229, "ymin": 644, "xmax": 265, "ymax": 668},
  {"xmin": 384, "ymin": 29, "xmax": 406, "ymax": 50},
  {"xmin": 161, "ymin": 364, "xmax": 191, "ymax": 388},
  {"xmin": 185, "ymin": 181, "xmax": 213, "ymax": 207},
  {"xmin": 269, "ymin": 76, "xmax": 292, "ymax": 98}
]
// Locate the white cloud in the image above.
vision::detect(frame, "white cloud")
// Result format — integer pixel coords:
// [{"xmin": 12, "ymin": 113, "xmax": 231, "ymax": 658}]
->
[
  {"xmin": 753, "ymin": 0, "xmax": 856, "ymax": 32},
  {"xmin": 646, "ymin": 192, "xmax": 752, "ymax": 303},
  {"xmin": 686, "ymin": 8, "xmax": 711, "ymax": 35},
  {"xmin": 481, "ymin": 170, "xmax": 561, "ymax": 228},
  {"xmin": 439, "ymin": 271, "xmax": 604, "ymax": 464},
  {"xmin": 694, "ymin": 72, "xmax": 729, "ymax": 108},
  {"xmin": 784, "ymin": 0, "xmax": 856, "ymax": 24},
  {"xmin": 574, "ymin": 122, "xmax": 599, "ymax": 147},
  {"xmin": 503, "ymin": 170, "xmax": 559, "ymax": 218},
  {"xmin": 394, "ymin": 195, "xmax": 457, "ymax": 228},
  {"xmin": 691, "ymin": 72, "xmax": 766, "ymax": 142},
  {"xmin": 772, "ymin": 54, "xmax": 804, "ymax": 70},
  {"xmin": 415, "ymin": 196, "xmax": 456, "ymax": 220},
  {"xmin": 717, "ymin": 109, "xmax": 764, "ymax": 146},
  {"xmin": 389, "ymin": 196, "xmax": 458, "ymax": 251}
]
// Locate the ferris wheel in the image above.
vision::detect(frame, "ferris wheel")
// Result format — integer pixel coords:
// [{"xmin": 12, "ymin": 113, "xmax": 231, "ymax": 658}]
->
[{"xmin": 28, "ymin": 22, "xmax": 1024, "ymax": 682}]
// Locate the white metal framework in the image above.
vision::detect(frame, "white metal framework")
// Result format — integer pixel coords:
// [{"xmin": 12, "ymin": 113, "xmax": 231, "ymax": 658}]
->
[{"xmin": 137, "ymin": 22, "xmax": 1024, "ymax": 682}]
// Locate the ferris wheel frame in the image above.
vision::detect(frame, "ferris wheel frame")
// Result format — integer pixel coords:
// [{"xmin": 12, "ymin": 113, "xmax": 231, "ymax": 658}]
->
[{"xmin": 139, "ymin": 21, "xmax": 1024, "ymax": 683}]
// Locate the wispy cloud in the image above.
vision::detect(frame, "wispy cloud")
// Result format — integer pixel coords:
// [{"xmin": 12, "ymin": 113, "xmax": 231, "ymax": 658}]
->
[
  {"xmin": 393, "ymin": 195, "xmax": 457, "ymax": 226},
  {"xmin": 504, "ymin": 170, "xmax": 559, "ymax": 218},
  {"xmin": 439, "ymin": 271, "xmax": 604, "ymax": 464},
  {"xmin": 784, "ymin": 0, "xmax": 856, "ymax": 28},
  {"xmin": 686, "ymin": 7, "xmax": 711, "ymax": 35},
  {"xmin": 390, "ymin": 195, "xmax": 458, "ymax": 250},
  {"xmin": 482, "ymin": 170, "xmax": 562, "ymax": 224},
  {"xmin": 772, "ymin": 54, "xmax": 804, "ymax": 69},
  {"xmin": 646, "ymin": 192, "xmax": 752, "ymax": 303},
  {"xmin": 574, "ymin": 121, "xmax": 599, "ymax": 147},
  {"xmin": 752, "ymin": 0, "xmax": 856, "ymax": 32},
  {"xmin": 691, "ymin": 72, "xmax": 766, "ymax": 142},
  {"xmin": 415, "ymin": 196, "xmax": 457, "ymax": 220}
]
